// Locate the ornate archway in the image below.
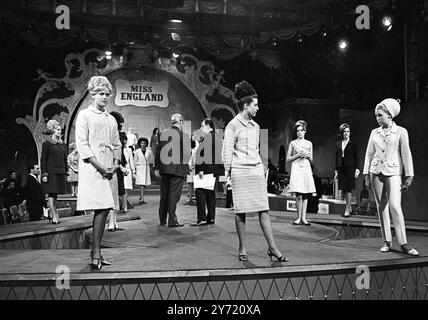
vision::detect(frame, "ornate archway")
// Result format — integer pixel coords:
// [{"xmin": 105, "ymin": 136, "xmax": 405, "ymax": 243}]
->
[{"xmin": 17, "ymin": 45, "xmax": 237, "ymax": 161}]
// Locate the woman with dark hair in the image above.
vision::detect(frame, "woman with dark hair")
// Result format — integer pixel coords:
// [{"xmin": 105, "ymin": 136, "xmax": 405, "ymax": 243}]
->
[
  {"xmin": 119, "ymin": 132, "xmax": 135, "ymax": 212},
  {"xmin": 287, "ymin": 120, "xmax": 316, "ymax": 226},
  {"xmin": 335, "ymin": 123, "xmax": 360, "ymax": 217},
  {"xmin": 363, "ymin": 98, "xmax": 418, "ymax": 255},
  {"xmin": 41, "ymin": 119, "xmax": 68, "ymax": 224},
  {"xmin": 107, "ymin": 111, "xmax": 125, "ymax": 231},
  {"xmin": 222, "ymin": 81, "xmax": 287, "ymax": 262},
  {"xmin": 150, "ymin": 127, "xmax": 160, "ymax": 157},
  {"xmin": 134, "ymin": 137, "xmax": 153, "ymax": 204}
]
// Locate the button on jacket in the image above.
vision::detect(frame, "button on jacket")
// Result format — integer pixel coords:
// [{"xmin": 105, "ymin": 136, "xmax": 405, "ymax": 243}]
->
[{"xmin": 363, "ymin": 122, "xmax": 414, "ymax": 177}]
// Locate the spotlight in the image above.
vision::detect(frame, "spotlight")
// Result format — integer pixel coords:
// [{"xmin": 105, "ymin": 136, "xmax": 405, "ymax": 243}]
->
[
  {"xmin": 382, "ymin": 16, "xmax": 392, "ymax": 31},
  {"xmin": 338, "ymin": 39, "xmax": 348, "ymax": 51},
  {"xmin": 296, "ymin": 34, "xmax": 303, "ymax": 43},
  {"xmin": 171, "ymin": 32, "xmax": 181, "ymax": 41},
  {"xmin": 105, "ymin": 45, "xmax": 112, "ymax": 56},
  {"xmin": 172, "ymin": 52, "xmax": 179, "ymax": 58},
  {"xmin": 170, "ymin": 19, "xmax": 182, "ymax": 23}
]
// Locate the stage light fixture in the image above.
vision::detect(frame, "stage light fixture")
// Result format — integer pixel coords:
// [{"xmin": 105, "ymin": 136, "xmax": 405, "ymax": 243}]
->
[
  {"xmin": 382, "ymin": 16, "xmax": 392, "ymax": 31},
  {"xmin": 172, "ymin": 52, "xmax": 180, "ymax": 58},
  {"xmin": 170, "ymin": 19, "xmax": 183, "ymax": 23},
  {"xmin": 105, "ymin": 45, "xmax": 112, "ymax": 57},
  {"xmin": 296, "ymin": 34, "xmax": 303, "ymax": 43},
  {"xmin": 171, "ymin": 32, "xmax": 181, "ymax": 41},
  {"xmin": 338, "ymin": 39, "xmax": 348, "ymax": 51}
]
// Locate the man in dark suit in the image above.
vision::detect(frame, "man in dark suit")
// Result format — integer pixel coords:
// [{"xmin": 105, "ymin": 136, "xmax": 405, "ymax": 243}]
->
[
  {"xmin": 191, "ymin": 118, "xmax": 224, "ymax": 226},
  {"xmin": 154, "ymin": 113, "xmax": 190, "ymax": 227},
  {"xmin": 24, "ymin": 164, "xmax": 46, "ymax": 221}
]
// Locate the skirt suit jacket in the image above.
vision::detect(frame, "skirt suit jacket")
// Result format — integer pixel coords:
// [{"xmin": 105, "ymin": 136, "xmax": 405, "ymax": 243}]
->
[
  {"xmin": 75, "ymin": 105, "xmax": 121, "ymax": 211},
  {"xmin": 335, "ymin": 140, "xmax": 359, "ymax": 190},
  {"xmin": 40, "ymin": 138, "xmax": 68, "ymax": 194},
  {"xmin": 363, "ymin": 122, "xmax": 414, "ymax": 177}
]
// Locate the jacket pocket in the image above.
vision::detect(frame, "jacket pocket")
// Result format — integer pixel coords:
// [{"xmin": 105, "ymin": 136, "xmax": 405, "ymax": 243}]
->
[{"xmin": 387, "ymin": 162, "xmax": 398, "ymax": 167}]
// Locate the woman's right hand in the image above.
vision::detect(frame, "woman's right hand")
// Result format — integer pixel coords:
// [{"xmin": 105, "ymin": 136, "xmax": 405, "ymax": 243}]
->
[
  {"xmin": 334, "ymin": 170, "xmax": 338, "ymax": 180},
  {"xmin": 365, "ymin": 175, "xmax": 371, "ymax": 190},
  {"xmin": 42, "ymin": 176, "xmax": 48, "ymax": 183}
]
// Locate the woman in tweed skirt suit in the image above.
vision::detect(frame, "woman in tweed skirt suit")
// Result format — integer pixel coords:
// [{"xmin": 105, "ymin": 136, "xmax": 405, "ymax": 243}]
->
[{"xmin": 222, "ymin": 81, "xmax": 287, "ymax": 262}]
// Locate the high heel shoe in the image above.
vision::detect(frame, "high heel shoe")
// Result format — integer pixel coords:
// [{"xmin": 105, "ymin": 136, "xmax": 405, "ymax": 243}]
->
[
  {"xmin": 238, "ymin": 254, "xmax": 248, "ymax": 261},
  {"xmin": 90, "ymin": 252, "xmax": 111, "ymax": 266},
  {"xmin": 90, "ymin": 258, "xmax": 102, "ymax": 270},
  {"xmin": 267, "ymin": 249, "xmax": 288, "ymax": 262}
]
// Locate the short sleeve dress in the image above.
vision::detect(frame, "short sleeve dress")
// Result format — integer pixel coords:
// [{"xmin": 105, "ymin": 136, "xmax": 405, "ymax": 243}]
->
[{"xmin": 288, "ymin": 139, "xmax": 316, "ymax": 195}]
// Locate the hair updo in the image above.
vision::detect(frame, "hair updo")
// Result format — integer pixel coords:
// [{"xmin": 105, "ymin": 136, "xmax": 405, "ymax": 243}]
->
[
  {"xmin": 294, "ymin": 120, "xmax": 307, "ymax": 133},
  {"xmin": 234, "ymin": 81, "xmax": 257, "ymax": 111},
  {"xmin": 46, "ymin": 119, "xmax": 60, "ymax": 135},
  {"xmin": 88, "ymin": 76, "xmax": 112, "ymax": 94}
]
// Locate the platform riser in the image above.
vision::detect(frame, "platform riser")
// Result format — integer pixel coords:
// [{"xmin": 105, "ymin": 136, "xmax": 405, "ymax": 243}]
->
[{"xmin": 1, "ymin": 266, "xmax": 426, "ymax": 300}]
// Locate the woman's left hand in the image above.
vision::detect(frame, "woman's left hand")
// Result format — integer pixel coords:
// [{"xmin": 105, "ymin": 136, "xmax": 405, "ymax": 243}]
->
[
  {"xmin": 354, "ymin": 169, "xmax": 360, "ymax": 179},
  {"xmin": 401, "ymin": 176, "xmax": 413, "ymax": 192}
]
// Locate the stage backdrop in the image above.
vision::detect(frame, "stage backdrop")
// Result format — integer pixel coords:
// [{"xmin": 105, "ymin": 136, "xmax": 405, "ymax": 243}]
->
[{"xmin": 68, "ymin": 67, "xmax": 207, "ymax": 144}]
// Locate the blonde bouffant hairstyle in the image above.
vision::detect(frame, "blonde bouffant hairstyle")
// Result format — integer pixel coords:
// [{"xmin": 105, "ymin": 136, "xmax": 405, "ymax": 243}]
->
[
  {"xmin": 87, "ymin": 76, "xmax": 113, "ymax": 95},
  {"xmin": 46, "ymin": 119, "xmax": 60, "ymax": 135}
]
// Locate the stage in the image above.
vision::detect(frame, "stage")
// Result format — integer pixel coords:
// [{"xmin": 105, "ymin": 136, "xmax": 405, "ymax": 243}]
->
[{"xmin": 0, "ymin": 191, "xmax": 427, "ymax": 300}]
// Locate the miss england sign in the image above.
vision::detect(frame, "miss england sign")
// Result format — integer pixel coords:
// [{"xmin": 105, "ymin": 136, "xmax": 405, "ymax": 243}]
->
[{"xmin": 114, "ymin": 79, "xmax": 169, "ymax": 108}]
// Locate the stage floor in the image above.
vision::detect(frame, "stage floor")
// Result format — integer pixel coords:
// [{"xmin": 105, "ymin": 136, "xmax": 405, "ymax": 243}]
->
[{"xmin": 0, "ymin": 193, "xmax": 427, "ymax": 276}]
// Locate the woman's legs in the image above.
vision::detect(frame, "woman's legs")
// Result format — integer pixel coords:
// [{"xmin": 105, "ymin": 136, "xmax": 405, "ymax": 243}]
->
[
  {"xmin": 385, "ymin": 175, "xmax": 408, "ymax": 246},
  {"xmin": 259, "ymin": 210, "xmax": 284, "ymax": 258},
  {"xmin": 48, "ymin": 195, "xmax": 59, "ymax": 223},
  {"xmin": 107, "ymin": 209, "xmax": 117, "ymax": 230},
  {"xmin": 139, "ymin": 185, "xmax": 145, "ymax": 203},
  {"xmin": 123, "ymin": 191, "xmax": 128, "ymax": 212},
  {"xmin": 344, "ymin": 191, "xmax": 352, "ymax": 215},
  {"xmin": 91, "ymin": 209, "xmax": 109, "ymax": 263},
  {"xmin": 370, "ymin": 174, "xmax": 392, "ymax": 244},
  {"xmin": 301, "ymin": 194, "xmax": 309, "ymax": 223},
  {"xmin": 294, "ymin": 193, "xmax": 302, "ymax": 223},
  {"xmin": 235, "ymin": 213, "xmax": 246, "ymax": 255}
]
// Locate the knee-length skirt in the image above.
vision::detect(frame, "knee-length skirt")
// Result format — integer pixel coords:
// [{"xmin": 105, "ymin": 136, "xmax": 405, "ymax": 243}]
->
[
  {"xmin": 231, "ymin": 166, "xmax": 269, "ymax": 214},
  {"xmin": 337, "ymin": 167, "xmax": 355, "ymax": 191},
  {"xmin": 42, "ymin": 174, "xmax": 66, "ymax": 195},
  {"xmin": 288, "ymin": 163, "xmax": 316, "ymax": 194}
]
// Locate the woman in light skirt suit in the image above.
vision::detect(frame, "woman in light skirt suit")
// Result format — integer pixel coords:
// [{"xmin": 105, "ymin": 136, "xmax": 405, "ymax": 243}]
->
[{"xmin": 222, "ymin": 81, "xmax": 287, "ymax": 262}]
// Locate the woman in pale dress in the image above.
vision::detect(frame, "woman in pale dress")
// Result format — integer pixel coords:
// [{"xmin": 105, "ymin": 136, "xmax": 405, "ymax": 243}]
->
[
  {"xmin": 75, "ymin": 76, "xmax": 121, "ymax": 270},
  {"xmin": 287, "ymin": 120, "xmax": 316, "ymax": 226},
  {"xmin": 67, "ymin": 142, "xmax": 79, "ymax": 197},
  {"xmin": 118, "ymin": 132, "xmax": 134, "ymax": 212},
  {"xmin": 222, "ymin": 80, "xmax": 287, "ymax": 262},
  {"xmin": 134, "ymin": 137, "xmax": 153, "ymax": 204}
]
